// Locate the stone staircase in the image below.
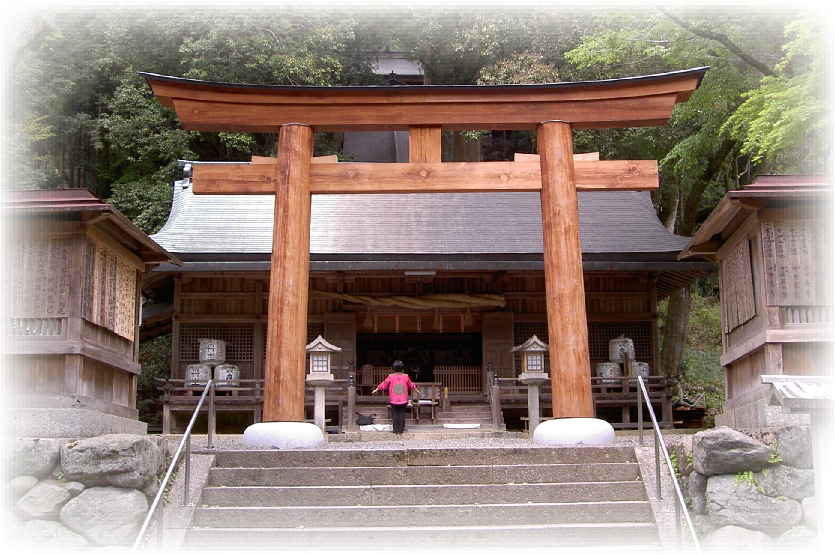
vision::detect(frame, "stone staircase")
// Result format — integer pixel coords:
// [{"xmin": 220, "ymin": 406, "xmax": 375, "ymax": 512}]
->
[{"xmin": 180, "ymin": 445, "xmax": 663, "ymax": 551}]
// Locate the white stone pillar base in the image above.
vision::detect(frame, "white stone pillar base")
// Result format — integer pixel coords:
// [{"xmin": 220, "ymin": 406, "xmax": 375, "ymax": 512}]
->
[
  {"xmin": 242, "ymin": 422, "xmax": 325, "ymax": 448},
  {"xmin": 531, "ymin": 417, "xmax": 616, "ymax": 446}
]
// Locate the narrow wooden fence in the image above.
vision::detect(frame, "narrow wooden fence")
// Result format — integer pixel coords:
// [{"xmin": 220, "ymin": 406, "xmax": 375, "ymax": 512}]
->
[
  {"xmin": 434, "ymin": 366, "xmax": 482, "ymax": 394},
  {"xmin": 358, "ymin": 365, "xmax": 483, "ymax": 395}
]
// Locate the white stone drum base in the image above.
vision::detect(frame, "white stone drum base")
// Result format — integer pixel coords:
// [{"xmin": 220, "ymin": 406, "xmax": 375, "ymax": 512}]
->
[
  {"xmin": 531, "ymin": 418, "xmax": 616, "ymax": 446},
  {"xmin": 242, "ymin": 422, "xmax": 325, "ymax": 448}
]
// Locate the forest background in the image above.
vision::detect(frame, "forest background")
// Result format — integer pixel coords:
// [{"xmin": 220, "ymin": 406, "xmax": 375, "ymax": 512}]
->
[{"xmin": 4, "ymin": 3, "xmax": 831, "ymax": 425}]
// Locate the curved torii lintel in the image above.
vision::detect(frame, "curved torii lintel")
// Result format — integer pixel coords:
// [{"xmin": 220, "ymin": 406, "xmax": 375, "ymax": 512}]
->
[{"xmin": 141, "ymin": 67, "xmax": 708, "ymax": 132}]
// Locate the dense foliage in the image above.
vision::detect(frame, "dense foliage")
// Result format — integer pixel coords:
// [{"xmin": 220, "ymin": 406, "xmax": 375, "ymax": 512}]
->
[
  {"xmin": 6, "ymin": 6, "xmax": 830, "ymax": 419},
  {"xmin": 8, "ymin": 6, "xmax": 828, "ymax": 233}
]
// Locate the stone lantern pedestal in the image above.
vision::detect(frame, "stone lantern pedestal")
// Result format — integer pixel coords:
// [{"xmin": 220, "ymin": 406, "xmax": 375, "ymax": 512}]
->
[
  {"xmin": 306, "ymin": 373, "xmax": 335, "ymax": 431},
  {"xmin": 518, "ymin": 371, "xmax": 549, "ymax": 432}
]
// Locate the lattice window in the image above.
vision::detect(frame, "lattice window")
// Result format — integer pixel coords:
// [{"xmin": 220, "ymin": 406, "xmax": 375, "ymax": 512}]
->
[
  {"xmin": 514, "ymin": 320, "xmax": 653, "ymax": 373},
  {"xmin": 180, "ymin": 324, "xmax": 255, "ymax": 362},
  {"xmin": 261, "ymin": 323, "xmax": 325, "ymax": 363},
  {"xmin": 588, "ymin": 322, "xmax": 653, "ymax": 361}
]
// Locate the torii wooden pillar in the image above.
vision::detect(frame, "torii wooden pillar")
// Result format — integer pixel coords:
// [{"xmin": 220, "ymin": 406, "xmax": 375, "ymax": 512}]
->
[{"xmin": 143, "ymin": 67, "xmax": 707, "ymax": 422}]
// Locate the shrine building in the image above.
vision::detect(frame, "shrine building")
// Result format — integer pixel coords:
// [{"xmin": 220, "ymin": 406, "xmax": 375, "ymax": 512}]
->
[{"xmin": 139, "ymin": 67, "xmax": 713, "ymax": 433}]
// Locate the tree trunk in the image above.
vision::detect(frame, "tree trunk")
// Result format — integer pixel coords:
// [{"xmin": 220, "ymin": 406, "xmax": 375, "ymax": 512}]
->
[{"xmin": 660, "ymin": 285, "xmax": 692, "ymax": 376}]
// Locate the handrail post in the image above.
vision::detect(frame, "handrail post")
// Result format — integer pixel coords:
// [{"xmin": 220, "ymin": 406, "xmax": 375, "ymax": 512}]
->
[
  {"xmin": 638, "ymin": 379, "xmax": 644, "ymax": 445},
  {"xmin": 183, "ymin": 433, "xmax": 191, "ymax": 506},
  {"xmin": 208, "ymin": 380, "xmax": 215, "ymax": 449},
  {"xmin": 654, "ymin": 426, "xmax": 662, "ymax": 500}
]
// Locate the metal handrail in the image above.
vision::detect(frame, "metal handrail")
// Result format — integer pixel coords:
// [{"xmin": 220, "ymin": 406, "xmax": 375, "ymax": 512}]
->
[
  {"xmin": 131, "ymin": 379, "xmax": 216, "ymax": 552},
  {"xmin": 636, "ymin": 375, "xmax": 701, "ymax": 551}
]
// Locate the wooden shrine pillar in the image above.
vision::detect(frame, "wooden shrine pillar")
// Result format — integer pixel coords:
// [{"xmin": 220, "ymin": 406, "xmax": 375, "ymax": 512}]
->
[
  {"xmin": 537, "ymin": 121, "xmax": 594, "ymax": 418},
  {"xmin": 263, "ymin": 123, "xmax": 314, "ymax": 422}
]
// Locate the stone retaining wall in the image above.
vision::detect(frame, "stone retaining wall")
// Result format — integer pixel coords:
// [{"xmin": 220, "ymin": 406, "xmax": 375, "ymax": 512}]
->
[
  {"xmin": 3, "ymin": 434, "xmax": 173, "ymax": 549},
  {"xmin": 672, "ymin": 426, "xmax": 817, "ymax": 550}
]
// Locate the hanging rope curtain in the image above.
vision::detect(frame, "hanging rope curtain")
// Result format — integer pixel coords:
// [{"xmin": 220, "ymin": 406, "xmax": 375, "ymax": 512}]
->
[{"xmin": 309, "ymin": 291, "xmax": 506, "ymax": 310}]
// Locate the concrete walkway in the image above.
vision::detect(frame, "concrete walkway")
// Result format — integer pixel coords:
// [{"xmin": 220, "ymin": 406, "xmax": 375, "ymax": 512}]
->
[{"xmin": 149, "ymin": 429, "xmax": 700, "ymax": 552}]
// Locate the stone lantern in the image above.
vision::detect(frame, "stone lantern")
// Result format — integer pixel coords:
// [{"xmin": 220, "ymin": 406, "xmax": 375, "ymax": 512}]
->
[
  {"xmin": 511, "ymin": 335, "xmax": 550, "ymax": 432},
  {"xmin": 305, "ymin": 335, "xmax": 341, "ymax": 430}
]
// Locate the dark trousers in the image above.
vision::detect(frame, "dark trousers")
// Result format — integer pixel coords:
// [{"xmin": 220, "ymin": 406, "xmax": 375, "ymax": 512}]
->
[{"xmin": 390, "ymin": 403, "xmax": 408, "ymax": 433}]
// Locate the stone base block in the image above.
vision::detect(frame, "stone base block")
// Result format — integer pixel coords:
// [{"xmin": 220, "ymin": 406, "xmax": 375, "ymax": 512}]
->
[
  {"xmin": 3, "ymin": 408, "xmax": 147, "ymax": 439},
  {"xmin": 242, "ymin": 422, "xmax": 325, "ymax": 449},
  {"xmin": 531, "ymin": 417, "xmax": 616, "ymax": 446}
]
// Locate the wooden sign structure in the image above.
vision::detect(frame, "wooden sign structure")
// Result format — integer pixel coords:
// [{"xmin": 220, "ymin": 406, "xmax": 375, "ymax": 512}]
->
[{"xmin": 143, "ymin": 67, "xmax": 707, "ymax": 422}]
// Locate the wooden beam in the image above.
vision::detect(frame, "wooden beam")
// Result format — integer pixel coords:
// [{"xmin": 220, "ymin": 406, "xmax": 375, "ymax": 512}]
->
[
  {"xmin": 143, "ymin": 67, "xmax": 708, "ymax": 132},
  {"xmin": 252, "ymin": 154, "xmax": 338, "ymax": 165},
  {"xmin": 263, "ymin": 123, "xmax": 314, "ymax": 423},
  {"xmin": 538, "ymin": 121, "xmax": 594, "ymax": 419},
  {"xmin": 515, "ymin": 152, "xmax": 600, "ymax": 162},
  {"xmin": 192, "ymin": 159, "xmax": 658, "ymax": 195}
]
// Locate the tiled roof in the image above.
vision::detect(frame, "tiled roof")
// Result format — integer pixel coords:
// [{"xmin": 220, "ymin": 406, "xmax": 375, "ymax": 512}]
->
[{"xmin": 151, "ymin": 178, "xmax": 689, "ymax": 258}]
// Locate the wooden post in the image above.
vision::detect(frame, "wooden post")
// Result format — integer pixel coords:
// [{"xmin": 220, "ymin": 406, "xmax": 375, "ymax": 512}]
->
[
  {"xmin": 263, "ymin": 123, "xmax": 314, "ymax": 422},
  {"xmin": 409, "ymin": 126, "xmax": 442, "ymax": 163},
  {"xmin": 537, "ymin": 121, "xmax": 594, "ymax": 418}
]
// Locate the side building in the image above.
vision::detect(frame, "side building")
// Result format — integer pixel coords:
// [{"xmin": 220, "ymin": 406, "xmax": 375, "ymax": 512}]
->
[{"xmin": 2, "ymin": 189, "xmax": 179, "ymax": 438}]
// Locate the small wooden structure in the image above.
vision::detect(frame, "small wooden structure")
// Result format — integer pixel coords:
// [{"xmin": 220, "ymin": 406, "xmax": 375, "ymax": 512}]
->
[
  {"xmin": 2, "ymin": 189, "xmax": 179, "ymax": 437},
  {"xmin": 142, "ymin": 67, "xmax": 710, "ymax": 430},
  {"xmin": 680, "ymin": 175, "xmax": 833, "ymax": 428}
]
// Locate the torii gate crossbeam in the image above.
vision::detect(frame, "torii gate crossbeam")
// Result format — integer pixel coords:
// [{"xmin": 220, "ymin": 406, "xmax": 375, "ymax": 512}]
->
[{"xmin": 143, "ymin": 67, "xmax": 707, "ymax": 422}]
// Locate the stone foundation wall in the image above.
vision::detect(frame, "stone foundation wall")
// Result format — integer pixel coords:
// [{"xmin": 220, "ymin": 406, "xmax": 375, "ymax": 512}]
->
[
  {"xmin": 671, "ymin": 426, "xmax": 817, "ymax": 550},
  {"xmin": 2, "ymin": 434, "xmax": 172, "ymax": 549}
]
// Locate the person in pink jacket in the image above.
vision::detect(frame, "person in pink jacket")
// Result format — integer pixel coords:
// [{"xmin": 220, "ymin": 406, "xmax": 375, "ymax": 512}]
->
[{"xmin": 372, "ymin": 360, "xmax": 420, "ymax": 434}]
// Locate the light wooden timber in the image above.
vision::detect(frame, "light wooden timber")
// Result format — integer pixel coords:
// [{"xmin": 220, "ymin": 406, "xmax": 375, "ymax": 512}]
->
[
  {"xmin": 409, "ymin": 127, "xmax": 442, "ymax": 163},
  {"xmin": 252, "ymin": 155, "xmax": 338, "ymax": 164},
  {"xmin": 192, "ymin": 159, "xmax": 658, "ymax": 195},
  {"xmin": 141, "ymin": 68, "xmax": 707, "ymax": 132},
  {"xmin": 263, "ymin": 124, "xmax": 314, "ymax": 422},
  {"xmin": 515, "ymin": 152, "xmax": 600, "ymax": 162},
  {"xmin": 538, "ymin": 121, "xmax": 594, "ymax": 419}
]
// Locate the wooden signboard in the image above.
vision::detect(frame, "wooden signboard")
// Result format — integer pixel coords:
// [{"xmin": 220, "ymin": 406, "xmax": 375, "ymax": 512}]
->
[{"xmin": 761, "ymin": 220, "xmax": 831, "ymax": 307}]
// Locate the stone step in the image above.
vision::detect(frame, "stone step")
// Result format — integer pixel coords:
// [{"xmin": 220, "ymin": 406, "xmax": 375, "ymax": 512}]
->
[
  {"xmin": 200, "ymin": 480, "xmax": 648, "ymax": 507},
  {"xmin": 211, "ymin": 446, "xmax": 637, "ymax": 468},
  {"xmin": 207, "ymin": 462, "xmax": 642, "ymax": 487},
  {"xmin": 182, "ymin": 522, "xmax": 663, "ymax": 550},
  {"xmin": 190, "ymin": 500, "xmax": 655, "ymax": 529}
]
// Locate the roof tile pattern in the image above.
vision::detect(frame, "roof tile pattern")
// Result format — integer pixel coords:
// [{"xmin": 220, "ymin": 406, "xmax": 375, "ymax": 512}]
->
[{"xmin": 151, "ymin": 179, "xmax": 688, "ymax": 257}]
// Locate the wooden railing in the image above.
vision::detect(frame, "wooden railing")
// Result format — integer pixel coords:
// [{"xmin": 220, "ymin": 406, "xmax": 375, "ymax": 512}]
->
[
  {"xmin": 434, "ymin": 366, "xmax": 482, "ymax": 394},
  {"xmin": 358, "ymin": 365, "xmax": 483, "ymax": 395}
]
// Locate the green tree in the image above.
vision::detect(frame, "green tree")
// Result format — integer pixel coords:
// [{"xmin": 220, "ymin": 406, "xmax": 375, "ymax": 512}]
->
[{"xmin": 565, "ymin": 7, "xmax": 826, "ymax": 379}]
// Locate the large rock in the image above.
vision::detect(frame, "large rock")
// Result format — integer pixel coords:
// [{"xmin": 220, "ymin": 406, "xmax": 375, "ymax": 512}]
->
[
  {"xmin": 10, "ymin": 475, "xmax": 39, "ymax": 497},
  {"xmin": 755, "ymin": 464, "xmax": 815, "ymax": 500},
  {"xmin": 14, "ymin": 482, "xmax": 72, "ymax": 520},
  {"xmin": 3, "ymin": 438, "xmax": 61, "ymax": 479},
  {"xmin": 692, "ymin": 427, "xmax": 771, "ymax": 476},
  {"xmin": 701, "ymin": 525, "xmax": 773, "ymax": 551},
  {"xmin": 60, "ymin": 434, "xmax": 165, "ymax": 489},
  {"xmin": 778, "ymin": 527, "xmax": 817, "ymax": 549},
  {"xmin": 774, "ymin": 426, "xmax": 813, "ymax": 469},
  {"xmin": 688, "ymin": 471, "xmax": 708, "ymax": 515},
  {"xmin": 60, "ymin": 486, "xmax": 148, "ymax": 546},
  {"xmin": 19, "ymin": 519, "xmax": 89, "ymax": 549},
  {"xmin": 706, "ymin": 474, "xmax": 802, "ymax": 533}
]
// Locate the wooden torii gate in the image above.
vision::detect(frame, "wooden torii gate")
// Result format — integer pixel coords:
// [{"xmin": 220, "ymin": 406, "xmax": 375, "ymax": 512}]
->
[{"xmin": 143, "ymin": 67, "xmax": 707, "ymax": 423}]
